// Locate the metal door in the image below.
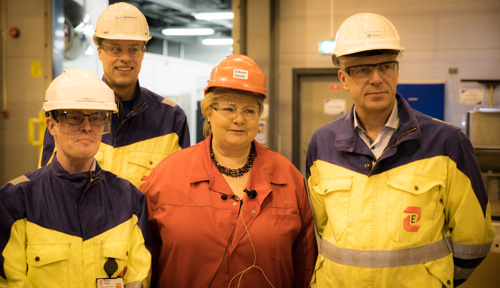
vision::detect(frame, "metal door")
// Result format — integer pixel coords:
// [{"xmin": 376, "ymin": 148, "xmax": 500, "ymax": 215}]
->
[{"xmin": 292, "ymin": 68, "xmax": 353, "ymax": 176}]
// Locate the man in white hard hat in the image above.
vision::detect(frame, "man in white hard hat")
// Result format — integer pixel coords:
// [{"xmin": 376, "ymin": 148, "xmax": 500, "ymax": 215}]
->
[
  {"xmin": 40, "ymin": 2, "xmax": 190, "ymax": 188},
  {"xmin": 0, "ymin": 69, "xmax": 151, "ymax": 287},
  {"xmin": 306, "ymin": 13, "xmax": 494, "ymax": 287}
]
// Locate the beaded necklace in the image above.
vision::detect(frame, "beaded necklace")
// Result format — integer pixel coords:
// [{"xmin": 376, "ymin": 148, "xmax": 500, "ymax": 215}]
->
[{"xmin": 210, "ymin": 141, "xmax": 256, "ymax": 178}]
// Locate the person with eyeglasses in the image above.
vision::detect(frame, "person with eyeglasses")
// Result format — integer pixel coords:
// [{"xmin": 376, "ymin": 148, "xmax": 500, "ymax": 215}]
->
[
  {"xmin": 39, "ymin": 2, "xmax": 190, "ymax": 189},
  {"xmin": 141, "ymin": 54, "xmax": 317, "ymax": 287},
  {"xmin": 0, "ymin": 69, "xmax": 152, "ymax": 287},
  {"xmin": 306, "ymin": 13, "xmax": 494, "ymax": 288}
]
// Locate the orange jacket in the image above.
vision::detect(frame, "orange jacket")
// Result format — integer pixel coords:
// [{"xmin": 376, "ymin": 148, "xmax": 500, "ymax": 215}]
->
[{"xmin": 141, "ymin": 135, "xmax": 317, "ymax": 288}]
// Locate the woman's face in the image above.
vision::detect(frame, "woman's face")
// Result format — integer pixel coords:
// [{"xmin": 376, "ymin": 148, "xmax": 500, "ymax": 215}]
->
[{"xmin": 207, "ymin": 94, "xmax": 260, "ymax": 151}]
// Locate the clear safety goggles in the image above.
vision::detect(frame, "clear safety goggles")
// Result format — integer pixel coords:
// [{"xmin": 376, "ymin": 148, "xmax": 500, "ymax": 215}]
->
[
  {"xmin": 99, "ymin": 43, "xmax": 146, "ymax": 57},
  {"xmin": 50, "ymin": 110, "xmax": 112, "ymax": 135},
  {"xmin": 210, "ymin": 102, "xmax": 261, "ymax": 120},
  {"xmin": 341, "ymin": 61, "xmax": 399, "ymax": 80}
]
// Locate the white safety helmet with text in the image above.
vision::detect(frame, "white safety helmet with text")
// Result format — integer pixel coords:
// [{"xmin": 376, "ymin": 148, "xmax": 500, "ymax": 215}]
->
[
  {"xmin": 331, "ymin": 13, "xmax": 404, "ymax": 66},
  {"xmin": 43, "ymin": 68, "xmax": 117, "ymax": 113},
  {"xmin": 93, "ymin": 2, "xmax": 151, "ymax": 45}
]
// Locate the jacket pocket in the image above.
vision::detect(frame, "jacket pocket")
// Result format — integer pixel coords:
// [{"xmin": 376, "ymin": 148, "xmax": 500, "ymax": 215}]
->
[
  {"xmin": 128, "ymin": 151, "xmax": 166, "ymax": 170},
  {"xmin": 312, "ymin": 177, "xmax": 353, "ymax": 241},
  {"xmin": 386, "ymin": 173, "xmax": 444, "ymax": 242},
  {"xmin": 126, "ymin": 151, "xmax": 169, "ymax": 186},
  {"xmin": 27, "ymin": 242, "xmax": 70, "ymax": 287},
  {"xmin": 101, "ymin": 239, "xmax": 130, "ymax": 277},
  {"xmin": 270, "ymin": 207, "xmax": 301, "ymax": 261},
  {"xmin": 423, "ymin": 256, "xmax": 454, "ymax": 288}
]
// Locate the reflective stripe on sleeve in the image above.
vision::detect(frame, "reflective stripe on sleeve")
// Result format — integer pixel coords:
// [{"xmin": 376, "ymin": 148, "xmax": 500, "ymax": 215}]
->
[
  {"xmin": 451, "ymin": 242, "xmax": 492, "ymax": 260},
  {"xmin": 454, "ymin": 265, "xmax": 474, "ymax": 280},
  {"xmin": 124, "ymin": 281, "xmax": 143, "ymax": 288},
  {"xmin": 320, "ymin": 237, "xmax": 452, "ymax": 268}
]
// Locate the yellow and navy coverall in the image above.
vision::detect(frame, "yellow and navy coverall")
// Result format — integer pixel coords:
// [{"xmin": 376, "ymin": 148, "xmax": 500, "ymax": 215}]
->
[
  {"xmin": 40, "ymin": 81, "xmax": 190, "ymax": 188},
  {"xmin": 0, "ymin": 156, "xmax": 152, "ymax": 287},
  {"xmin": 306, "ymin": 95, "xmax": 495, "ymax": 287}
]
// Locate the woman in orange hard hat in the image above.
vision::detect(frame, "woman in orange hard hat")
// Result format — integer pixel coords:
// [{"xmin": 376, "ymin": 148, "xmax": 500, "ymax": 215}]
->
[{"xmin": 141, "ymin": 54, "xmax": 317, "ymax": 288}]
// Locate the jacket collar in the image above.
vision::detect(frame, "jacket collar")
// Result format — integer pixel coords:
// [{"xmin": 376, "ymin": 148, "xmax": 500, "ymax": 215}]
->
[
  {"xmin": 101, "ymin": 76, "xmax": 148, "ymax": 119},
  {"xmin": 188, "ymin": 135, "xmax": 287, "ymax": 200},
  {"xmin": 335, "ymin": 94, "xmax": 420, "ymax": 154},
  {"xmin": 49, "ymin": 154, "xmax": 103, "ymax": 197}
]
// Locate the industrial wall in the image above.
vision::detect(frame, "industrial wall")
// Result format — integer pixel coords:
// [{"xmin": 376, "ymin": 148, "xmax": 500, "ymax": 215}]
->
[
  {"xmin": 0, "ymin": 0, "xmax": 52, "ymax": 184},
  {"xmin": 266, "ymin": 0, "xmax": 500, "ymax": 159}
]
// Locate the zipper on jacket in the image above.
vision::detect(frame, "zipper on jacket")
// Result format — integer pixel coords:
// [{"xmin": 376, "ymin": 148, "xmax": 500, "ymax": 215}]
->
[
  {"xmin": 379, "ymin": 127, "xmax": 418, "ymax": 159},
  {"xmin": 126, "ymin": 102, "xmax": 146, "ymax": 118},
  {"xmin": 86, "ymin": 171, "xmax": 102, "ymax": 188},
  {"xmin": 116, "ymin": 101, "xmax": 146, "ymax": 120}
]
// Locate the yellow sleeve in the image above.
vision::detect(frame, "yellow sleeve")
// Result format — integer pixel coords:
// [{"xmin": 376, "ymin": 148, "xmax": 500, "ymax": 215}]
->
[{"xmin": 2, "ymin": 220, "xmax": 33, "ymax": 287}]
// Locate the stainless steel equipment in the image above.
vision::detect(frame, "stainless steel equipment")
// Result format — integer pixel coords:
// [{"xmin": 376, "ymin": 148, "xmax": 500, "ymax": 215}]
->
[{"xmin": 467, "ymin": 107, "xmax": 500, "ymax": 219}]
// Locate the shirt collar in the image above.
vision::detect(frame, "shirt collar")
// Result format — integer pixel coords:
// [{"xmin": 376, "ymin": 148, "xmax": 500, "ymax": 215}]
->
[{"xmin": 353, "ymin": 100, "xmax": 399, "ymax": 132}]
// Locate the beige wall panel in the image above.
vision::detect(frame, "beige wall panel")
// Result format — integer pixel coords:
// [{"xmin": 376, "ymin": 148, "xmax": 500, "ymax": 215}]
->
[
  {"xmin": 247, "ymin": 0, "xmax": 270, "ymax": 83},
  {"xmin": 276, "ymin": 0, "xmax": 331, "ymax": 158},
  {"xmin": 0, "ymin": 0, "xmax": 50, "ymax": 183}
]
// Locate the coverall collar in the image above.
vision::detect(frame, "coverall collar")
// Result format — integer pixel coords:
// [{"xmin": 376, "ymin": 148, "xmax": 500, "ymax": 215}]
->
[{"xmin": 188, "ymin": 134, "xmax": 287, "ymax": 204}]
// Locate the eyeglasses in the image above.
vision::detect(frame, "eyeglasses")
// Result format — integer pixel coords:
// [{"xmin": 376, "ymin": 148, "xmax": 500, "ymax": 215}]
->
[
  {"xmin": 99, "ymin": 44, "xmax": 146, "ymax": 57},
  {"xmin": 210, "ymin": 102, "xmax": 260, "ymax": 120},
  {"xmin": 57, "ymin": 110, "xmax": 110, "ymax": 126},
  {"xmin": 341, "ymin": 61, "xmax": 399, "ymax": 80},
  {"xmin": 51, "ymin": 110, "xmax": 112, "ymax": 135}
]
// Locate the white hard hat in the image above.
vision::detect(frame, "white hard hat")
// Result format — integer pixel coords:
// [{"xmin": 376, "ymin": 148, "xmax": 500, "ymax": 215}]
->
[
  {"xmin": 332, "ymin": 13, "xmax": 404, "ymax": 66},
  {"xmin": 43, "ymin": 68, "xmax": 118, "ymax": 112},
  {"xmin": 93, "ymin": 2, "xmax": 151, "ymax": 45}
]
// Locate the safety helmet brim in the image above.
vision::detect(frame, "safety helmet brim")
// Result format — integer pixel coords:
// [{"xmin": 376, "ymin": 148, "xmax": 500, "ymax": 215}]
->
[{"xmin": 43, "ymin": 68, "xmax": 118, "ymax": 113}]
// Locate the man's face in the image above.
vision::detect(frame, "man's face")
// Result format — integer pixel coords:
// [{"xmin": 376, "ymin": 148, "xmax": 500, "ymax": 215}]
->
[
  {"xmin": 47, "ymin": 110, "xmax": 105, "ymax": 166},
  {"xmin": 338, "ymin": 54, "xmax": 399, "ymax": 117},
  {"xmin": 97, "ymin": 39, "xmax": 145, "ymax": 91}
]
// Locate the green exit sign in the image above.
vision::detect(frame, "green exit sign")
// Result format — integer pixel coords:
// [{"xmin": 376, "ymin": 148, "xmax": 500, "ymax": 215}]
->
[{"xmin": 318, "ymin": 40, "xmax": 336, "ymax": 54}]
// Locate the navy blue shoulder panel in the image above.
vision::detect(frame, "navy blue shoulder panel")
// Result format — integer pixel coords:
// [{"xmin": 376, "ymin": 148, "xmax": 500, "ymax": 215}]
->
[
  {"xmin": 0, "ymin": 164, "xmax": 148, "ymax": 241},
  {"xmin": 102, "ymin": 86, "xmax": 190, "ymax": 148}
]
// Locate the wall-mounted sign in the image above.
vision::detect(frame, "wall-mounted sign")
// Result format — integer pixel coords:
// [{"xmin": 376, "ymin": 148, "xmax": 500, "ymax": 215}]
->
[
  {"xmin": 324, "ymin": 99, "xmax": 346, "ymax": 115},
  {"xmin": 460, "ymin": 89, "xmax": 484, "ymax": 106}
]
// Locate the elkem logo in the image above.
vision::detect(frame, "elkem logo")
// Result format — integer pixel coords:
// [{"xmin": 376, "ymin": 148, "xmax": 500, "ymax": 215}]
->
[{"xmin": 403, "ymin": 206, "xmax": 421, "ymax": 232}]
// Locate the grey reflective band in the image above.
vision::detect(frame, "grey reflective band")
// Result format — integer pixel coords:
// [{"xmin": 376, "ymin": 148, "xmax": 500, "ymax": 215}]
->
[
  {"xmin": 454, "ymin": 265, "xmax": 475, "ymax": 280},
  {"xmin": 124, "ymin": 281, "xmax": 143, "ymax": 288},
  {"xmin": 320, "ymin": 237, "xmax": 452, "ymax": 268},
  {"xmin": 8, "ymin": 175, "xmax": 29, "ymax": 186},
  {"xmin": 452, "ymin": 242, "xmax": 492, "ymax": 259}
]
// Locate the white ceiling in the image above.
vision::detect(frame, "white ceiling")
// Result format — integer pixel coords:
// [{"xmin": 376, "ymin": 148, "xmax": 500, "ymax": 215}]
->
[{"xmin": 110, "ymin": 0, "xmax": 233, "ymax": 44}]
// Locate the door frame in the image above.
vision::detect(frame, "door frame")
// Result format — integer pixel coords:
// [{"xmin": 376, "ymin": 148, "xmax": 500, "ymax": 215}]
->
[{"xmin": 292, "ymin": 67, "xmax": 340, "ymax": 169}]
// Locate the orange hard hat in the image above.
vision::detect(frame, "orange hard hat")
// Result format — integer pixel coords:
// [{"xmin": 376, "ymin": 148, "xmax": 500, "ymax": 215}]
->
[{"xmin": 204, "ymin": 54, "xmax": 267, "ymax": 99}]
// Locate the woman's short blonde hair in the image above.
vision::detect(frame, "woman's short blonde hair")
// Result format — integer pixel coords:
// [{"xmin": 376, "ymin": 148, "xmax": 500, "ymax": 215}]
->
[{"xmin": 200, "ymin": 87, "xmax": 264, "ymax": 137}]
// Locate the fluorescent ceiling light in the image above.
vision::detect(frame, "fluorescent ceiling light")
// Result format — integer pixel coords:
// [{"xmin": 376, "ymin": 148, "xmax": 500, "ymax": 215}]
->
[
  {"xmin": 194, "ymin": 12, "xmax": 234, "ymax": 20},
  {"xmin": 162, "ymin": 28, "xmax": 214, "ymax": 36},
  {"xmin": 202, "ymin": 38, "xmax": 234, "ymax": 45}
]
